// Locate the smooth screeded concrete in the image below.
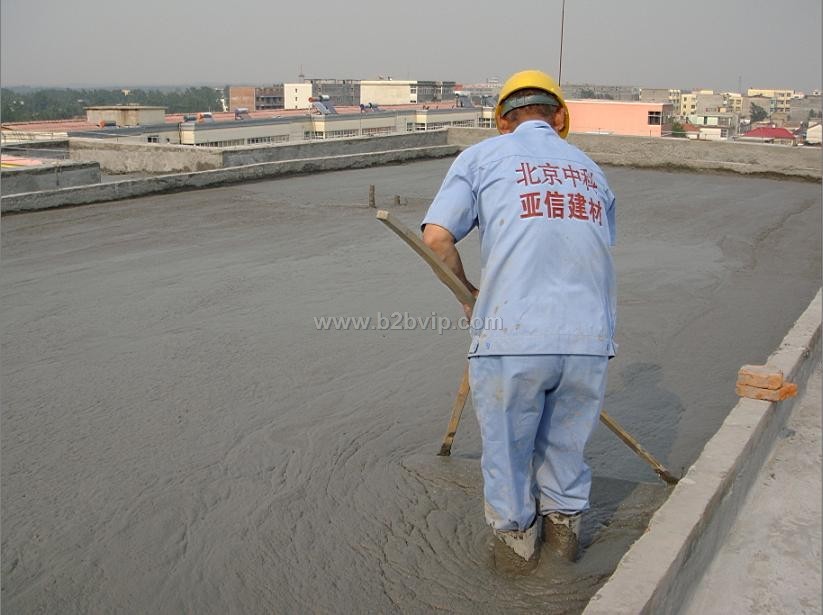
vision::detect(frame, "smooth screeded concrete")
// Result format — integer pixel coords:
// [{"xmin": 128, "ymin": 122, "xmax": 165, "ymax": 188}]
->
[
  {"xmin": 2, "ymin": 161, "xmax": 821, "ymax": 613},
  {"xmin": 682, "ymin": 362, "xmax": 822, "ymax": 615}
]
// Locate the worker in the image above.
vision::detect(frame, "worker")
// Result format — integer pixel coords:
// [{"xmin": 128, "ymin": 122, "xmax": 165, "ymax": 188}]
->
[{"xmin": 421, "ymin": 70, "xmax": 617, "ymax": 564}]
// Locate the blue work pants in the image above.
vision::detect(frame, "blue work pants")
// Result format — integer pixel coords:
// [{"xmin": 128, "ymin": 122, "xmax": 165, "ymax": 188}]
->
[{"xmin": 468, "ymin": 354, "xmax": 608, "ymax": 531}]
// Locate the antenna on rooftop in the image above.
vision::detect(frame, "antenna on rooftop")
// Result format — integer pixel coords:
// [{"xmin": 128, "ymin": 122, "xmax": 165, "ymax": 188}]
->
[{"xmin": 558, "ymin": 0, "xmax": 566, "ymax": 83}]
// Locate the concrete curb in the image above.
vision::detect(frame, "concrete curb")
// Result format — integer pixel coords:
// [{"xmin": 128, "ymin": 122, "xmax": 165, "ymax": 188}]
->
[
  {"xmin": 583, "ymin": 289, "xmax": 822, "ymax": 615},
  {"xmin": 1, "ymin": 145, "xmax": 459, "ymax": 214}
]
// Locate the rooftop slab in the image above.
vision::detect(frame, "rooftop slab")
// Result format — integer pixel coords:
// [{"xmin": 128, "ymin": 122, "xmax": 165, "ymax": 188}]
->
[{"xmin": 1, "ymin": 161, "xmax": 821, "ymax": 613}]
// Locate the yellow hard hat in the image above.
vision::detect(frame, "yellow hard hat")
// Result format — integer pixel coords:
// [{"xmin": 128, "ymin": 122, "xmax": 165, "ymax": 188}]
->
[{"xmin": 495, "ymin": 69, "xmax": 570, "ymax": 138}]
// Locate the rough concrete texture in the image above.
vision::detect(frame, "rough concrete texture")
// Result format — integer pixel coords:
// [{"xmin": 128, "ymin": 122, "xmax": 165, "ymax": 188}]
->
[
  {"xmin": 1, "ymin": 145, "xmax": 459, "ymax": 213},
  {"xmin": 583, "ymin": 291, "xmax": 821, "ymax": 615},
  {"xmin": 69, "ymin": 138, "xmax": 224, "ymax": 174},
  {"xmin": 1, "ymin": 140, "xmax": 71, "ymax": 159},
  {"xmin": 0, "ymin": 160, "xmax": 101, "ymax": 195},
  {"xmin": 682, "ymin": 362, "xmax": 821, "ymax": 615},
  {"xmin": 447, "ymin": 128, "xmax": 823, "ymax": 181},
  {"xmin": 69, "ymin": 131, "xmax": 451, "ymax": 174},
  {"xmin": 2, "ymin": 160, "xmax": 820, "ymax": 613}
]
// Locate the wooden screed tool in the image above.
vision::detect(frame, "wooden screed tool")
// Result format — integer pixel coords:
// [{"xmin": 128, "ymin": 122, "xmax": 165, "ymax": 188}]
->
[{"xmin": 376, "ymin": 210, "xmax": 679, "ymax": 485}]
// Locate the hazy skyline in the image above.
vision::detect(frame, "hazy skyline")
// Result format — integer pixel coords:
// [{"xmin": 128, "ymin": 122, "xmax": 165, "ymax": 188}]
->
[{"xmin": 2, "ymin": 0, "xmax": 821, "ymax": 93}]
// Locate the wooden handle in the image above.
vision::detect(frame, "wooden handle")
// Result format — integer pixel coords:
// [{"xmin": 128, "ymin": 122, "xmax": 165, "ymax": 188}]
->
[
  {"xmin": 376, "ymin": 210, "xmax": 476, "ymax": 306},
  {"xmin": 375, "ymin": 209, "xmax": 678, "ymax": 483},
  {"xmin": 438, "ymin": 363, "xmax": 471, "ymax": 456},
  {"xmin": 599, "ymin": 410, "xmax": 679, "ymax": 484}
]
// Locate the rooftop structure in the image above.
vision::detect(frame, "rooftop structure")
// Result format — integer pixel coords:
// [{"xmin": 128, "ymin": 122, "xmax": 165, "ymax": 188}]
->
[
  {"xmin": 739, "ymin": 126, "xmax": 797, "ymax": 144},
  {"xmin": 84, "ymin": 105, "xmax": 166, "ymax": 127},
  {"xmin": 566, "ymin": 100, "xmax": 673, "ymax": 137}
]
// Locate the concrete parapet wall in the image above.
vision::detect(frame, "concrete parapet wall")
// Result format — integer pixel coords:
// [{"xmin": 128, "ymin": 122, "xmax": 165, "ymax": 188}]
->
[
  {"xmin": 67, "ymin": 132, "xmax": 450, "ymax": 175},
  {"xmin": 1, "ymin": 161, "xmax": 101, "ymax": 195},
  {"xmin": 583, "ymin": 289, "xmax": 822, "ymax": 614},
  {"xmin": 221, "ymin": 131, "xmax": 448, "ymax": 167},
  {"xmin": 446, "ymin": 128, "xmax": 823, "ymax": 181},
  {"xmin": 2, "ymin": 145, "xmax": 459, "ymax": 214},
  {"xmin": 69, "ymin": 138, "xmax": 224, "ymax": 174},
  {"xmin": 1, "ymin": 140, "xmax": 70, "ymax": 159}
]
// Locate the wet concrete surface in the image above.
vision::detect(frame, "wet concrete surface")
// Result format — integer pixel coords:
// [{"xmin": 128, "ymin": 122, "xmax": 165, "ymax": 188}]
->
[{"xmin": 1, "ymin": 159, "xmax": 821, "ymax": 613}]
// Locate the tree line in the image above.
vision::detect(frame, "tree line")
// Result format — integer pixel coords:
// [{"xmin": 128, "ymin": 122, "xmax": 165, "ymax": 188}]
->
[{"xmin": 1, "ymin": 87, "xmax": 225, "ymax": 122}]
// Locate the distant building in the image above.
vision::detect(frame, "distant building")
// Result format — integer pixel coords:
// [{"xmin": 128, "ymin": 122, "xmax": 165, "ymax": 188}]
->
[
  {"xmin": 228, "ymin": 86, "xmax": 257, "ymax": 112},
  {"xmin": 723, "ymin": 92, "xmax": 748, "ymax": 115},
  {"xmin": 739, "ymin": 126, "xmax": 796, "ymax": 145},
  {"xmin": 360, "ymin": 80, "xmax": 418, "ymax": 105},
  {"xmin": 283, "ymin": 84, "xmax": 312, "ymax": 110},
  {"xmin": 416, "ymin": 80, "xmax": 456, "ymax": 102},
  {"xmin": 805, "ymin": 123, "xmax": 822, "ymax": 144},
  {"xmin": 306, "ymin": 79, "xmax": 361, "ymax": 106},
  {"xmin": 748, "ymin": 95, "xmax": 773, "ymax": 118},
  {"xmin": 640, "ymin": 88, "xmax": 682, "ymax": 110},
  {"xmin": 358, "ymin": 79, "xmax": 456, "ymax": 106},
  {"xmin": 687, "ymin": 111, "xmax": 740, "ymax": 139},
  {"xmin": 455, "ymin": 82, "xmax": 500, "ymax": 106},
  {"xmin": 253, "ymin": 85, "xmax": 285, "ymax": 110},
  {"xmin": 747, "ymin": 88, "xmax": 795, "ymax": 113},
  {"xmin": 566, "ymin": 100, "xmax": 673, "ymax": 137},
  {"xmin": 679, "ymin": 92, "xmax": 697, "ymax": 116},
  {"xmin": 789, "ymin": 94, "xmax": 822, "ymax": 122},
  {"xmin": 85, "ymin": 105, "xmax": 166, "ymax": 127},
  {"xmin": 563, "ymin": 84, "xmax": 640, "ymax": 101}
]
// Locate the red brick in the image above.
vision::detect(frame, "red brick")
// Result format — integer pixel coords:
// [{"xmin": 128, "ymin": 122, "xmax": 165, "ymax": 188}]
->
[
  {"xmin": 737, "ymin": 364, "xmax": 784, "ymax": 390},
  {"xmin": 736, "ymin": 382, "xmax": 797, "ymax": 401}
]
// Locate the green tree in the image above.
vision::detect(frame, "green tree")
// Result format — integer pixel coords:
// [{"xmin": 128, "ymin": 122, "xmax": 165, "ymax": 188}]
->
[
  {"xmin": 0, "ymin": 86, "xmax": 223, "ymax": 122},
  {"xmin": 750, "ymin": 102, "xmax": 768, "ymax": 123},
  {"xmin": 670, "ymin": 120, "xmax": 686, "ymax": 138}
]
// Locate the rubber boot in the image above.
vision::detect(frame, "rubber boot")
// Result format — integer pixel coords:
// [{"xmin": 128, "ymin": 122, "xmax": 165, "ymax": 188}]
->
[
  {"xmin": 543, "ymin": 511, "xmax": 582, "ymax": 562},
  {"xmin": 493, "ymin": 518, "xmax": 542, "ymax": 562}
]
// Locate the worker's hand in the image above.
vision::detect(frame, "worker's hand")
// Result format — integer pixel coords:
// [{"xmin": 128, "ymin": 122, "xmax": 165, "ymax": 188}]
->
[{"xmin": 462, "ymin": 287, "xmax": 479, "ymax": 320}]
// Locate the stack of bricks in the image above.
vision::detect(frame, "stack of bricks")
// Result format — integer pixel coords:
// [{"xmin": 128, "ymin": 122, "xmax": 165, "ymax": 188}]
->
[{"xmin": 736, "ymin": 364, "xmax": 797, "ymax": 401}]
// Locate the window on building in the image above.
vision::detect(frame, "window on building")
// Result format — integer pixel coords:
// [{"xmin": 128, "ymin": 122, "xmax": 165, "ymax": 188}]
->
[
  {"xmin": 648, "ymin": 111, "xmax": 662, "ymax": 125},
  {"xmin": 147, "ymin": 135, "xmax": 160, "ymax": 143},
  {"xmin": 361, "ymin": 126, "xmax": 394, "ymax": 136},
  {"xmin": 326, "ymin": 129, "xmax": 358, "ymax": 139},
  {"xmin": 196, "ymin": 139, "xmax": 245, "ymax": 147}
]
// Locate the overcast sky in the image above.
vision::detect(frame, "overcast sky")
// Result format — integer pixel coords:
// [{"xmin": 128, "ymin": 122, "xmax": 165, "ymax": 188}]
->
[{"xmin": 2, "ymin": 0, "xmax": 821, "ymax": 92}]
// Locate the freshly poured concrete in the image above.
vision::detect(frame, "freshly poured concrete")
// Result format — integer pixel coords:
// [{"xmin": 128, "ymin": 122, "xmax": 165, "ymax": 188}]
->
[{"xmin": 2, "ymin": 159, "xmax": 821, "ymax": 613}]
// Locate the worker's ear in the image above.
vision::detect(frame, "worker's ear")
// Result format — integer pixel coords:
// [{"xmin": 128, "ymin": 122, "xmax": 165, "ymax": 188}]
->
[
  {"xmin": 496, "ymin": 113, "xmax": 515, "ymax": 134},
  {"xmin": 551, "ymin": 107, "xmax": 567, "ymax": 135}
]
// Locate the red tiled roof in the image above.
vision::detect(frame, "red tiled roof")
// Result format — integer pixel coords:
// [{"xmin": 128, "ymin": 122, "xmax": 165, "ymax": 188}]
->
[{"xmin": 742, "ymin": 126, "xmax": 796, "ymax": 140}]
